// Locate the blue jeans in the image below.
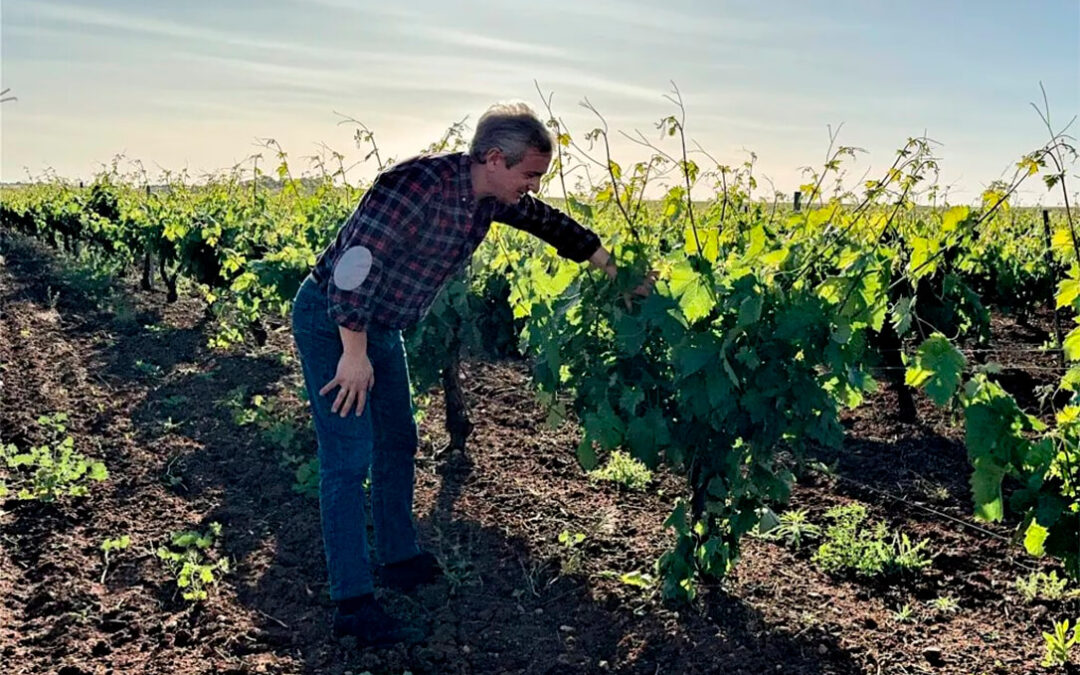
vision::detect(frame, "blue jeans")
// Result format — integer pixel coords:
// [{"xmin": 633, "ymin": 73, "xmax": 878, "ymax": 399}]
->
[{"xmin": 290, "ymin": 275, "xmax": 421, "ymax": 601}]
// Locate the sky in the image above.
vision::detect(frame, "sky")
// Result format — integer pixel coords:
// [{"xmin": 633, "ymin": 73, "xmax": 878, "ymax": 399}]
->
[{"xmin": 1, "ymin": 0, "xmax": 1078, "ymax": 204}]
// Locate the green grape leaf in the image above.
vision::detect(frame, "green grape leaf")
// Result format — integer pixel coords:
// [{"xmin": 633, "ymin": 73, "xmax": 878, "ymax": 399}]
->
[
  {"xmin": 685, "ymin": 226, "xmax": 720, "ymax": 262},
  {"xmin": 618, "ymin": 571, "xmax": 654, "ymax": 589},
  {"xmin": 582, "ymin": 402, "xmax": 624, "ymax": 451},
  {"xmin": 88, "ymin": 462, "xmax": 108, "ymax": 481},
  {"xmin": 941, "ymin": 205, "xmax": 970, "ymax": 232},
  {"xmin": 908, "ymin": 237, "xmax": 939, "ymax": 280},
  {"xmin": 970, "ymin": 461, "xmax": 1006, "ymax": 522},
  {"xmin": 1061, "ymin": 366, "xmax": 1080, "ymax": 391},
  {"xmin": 625, "ymin": 408, "xmax": 669, "ymax": 467},
  {"xmin": 905, "ymin": 334, "xmax": 966, "ymax": 405},
  {"xmin": 891, "ymin": 296, "xmax": 914, "ymax": 337},
  {"xmin": 673, "ymin": 341, "xmax": 714, "ymax": 378},
  {"xmin": 618, "ymin": 387, "xmax": 645, "ymax": 415},
  {"xmin": 1052, "ymin": 227, "xmax": 1074, "ymax": 254},
  {"xmin": 761, "ymin": 246, "xmax": 789, "ymax": 267},
  {"xmin": 736, "ymin": 290, "xmax": 763, "ymax": 328},
  {"xmin": 1058, "ymin": 284, "xmax": 1080, "ymax": 312},
  {"xmin": 857, "ymin": 270, "xmax": 888, "ymax": 332},
  {"xmin": 746, "ymin": 225, "xmax": 767, "ymax": 258},
  {"xmin": 667, "ymin": 260, "xmax": 712, "ymax": 324},
  {"xmin": 1056, "ymin": 265, "xmax": 1080, "ymax": 310},
  {"xmin": 831, "ymin": 319, "xmax": 851, "ymax": 344},
  {"xmin": 576, "ymin": 437, "xmax": 598, "ymax": 471},
  {"xmin": 663, "ymin": 499, "xmax": 691, "ymax": 537},
  {"xmin": 1064, "ymin": 325, "xmax": 1080, "ymax": 362},
  {"xmin": 1023, "ymin": 520, "xmax": 1049, "ymax": 556},
  {"xmin": 964, "ymin": 402, "xmax": 1007, "ymax": 462}
]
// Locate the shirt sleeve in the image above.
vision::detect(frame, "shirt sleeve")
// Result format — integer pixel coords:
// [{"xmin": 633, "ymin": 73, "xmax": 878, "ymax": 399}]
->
[
  {"xmin": 491, "ymin": 195, "xmax": 602, "ymax": 263},
  {"xmin": 325, "ymin": 166, "xmax": 429, "ymax": 332}
]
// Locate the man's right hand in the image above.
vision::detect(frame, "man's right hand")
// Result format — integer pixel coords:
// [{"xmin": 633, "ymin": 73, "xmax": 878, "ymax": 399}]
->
[{"xmin": 321, "ymin": 350, "xmax": 375, "ymax": 417}]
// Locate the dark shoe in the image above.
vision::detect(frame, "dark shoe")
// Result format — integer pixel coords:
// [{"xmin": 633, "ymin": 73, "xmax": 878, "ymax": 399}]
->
[
  {"xmin": 377, "ymin": 551, "xmax": 443, "ymax": 592},
  {"xmin": 332, "ymin": 594, "xmax": 425, "ymax": 646}
]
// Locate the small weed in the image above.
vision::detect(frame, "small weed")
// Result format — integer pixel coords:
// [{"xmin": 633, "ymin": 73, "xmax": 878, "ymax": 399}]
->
[
  {"xmin": 221, "ymin": 387, "xmax": 257, "ymax": 426},
  {"xmin": 587, "ymin": 451, "xmax": 652, "ymax": 491},
  {"xmin": 812, "ymin": 504, "xmax": 932, "ymax": 579},
  {"xmin": 927, "ymin": 595, "xmax": 960, "ymax": 615},
  {"xmin": 222, "ymin": 389, "xmax": 309, "ymax": 455},
  {"xmin": 37, "ymin": 412, "xmax": 68, "ymax": 438},
  {"xmin": 1016, "ymin": 570, "xmax": 1073, "ymax": 603},
  {"xmin": 58, "ymin": 253, "xmax": 123, "ymax": 306},
  {"xmin": 156, "ymin": 522, "xmax": 229, "ymax": 603},
  {"xmin": 134, "ymin": 360, "xmax": 162, "ymax": 377},
  {"xmin": 222, "ymin": 388, "xmax": 317, "ymax": 493},
  {"xmin": 893, "ymin": 531, "xmax": 934, "ymax": 571},
  {"xmin": 206, "ymin": 321, "xmax": 246, "ymax": 351},
  {"xmin": 927, "ymin": 485, "xmax": 951, "ymax": 502},
  {"xmin": 108, "ymin": 299, "xmax": 138, "ymax": 331},
  {"xmin": 160, "ymin": 395, "xmax": 190, "ymax": 409},
  {"xmin": 807, "ymin": 459, "xmax": 839, "ymax": 479},
  {"xmin": 755, "ymin": 509, "xmax": 822, "ymax": 550},
  {"xmin": 892, "ymin": 604, "xmax": 916, "ymax": 623},
  {"xmin": 290, "ymin": 457, "xmax": 319, "ymax": 498},
  {"xmin": 1042, "ymin": 618, "xmax": 1079, "ymax": 668},
  {"xmin": 558, "ymin": 530, "xmax": 586, "ymax": 575},
  {"xmin": 598, "ymin": 569, "xmax": 654, "ymax": 591},
  {"xmin": 100, "ymin": 535, "xmax": 131, "ymax": 583},
  {"xmin": 519, "ymin": 557, "xmax": 556, "ymax": 598},
  {"xmin": 430, "ymin": 529, "xmax": 479, "ymax": 593},
  {"xmin": 160, "ymin": 455, "xmax": 186, "ymax": 490},
  {"xmin": 412, "ymin": 393, "xmax": 428, "ymax": 426},
  {"xmin": 0, "ymin": 412, "xmax": 108, "ymax": 501},
  {"xmin": 914, "ymin": 477, "xmax": 951, "ymax": 503}
]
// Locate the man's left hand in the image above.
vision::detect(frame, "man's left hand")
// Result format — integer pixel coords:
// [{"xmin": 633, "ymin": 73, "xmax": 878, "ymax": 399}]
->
[{"xmin": 630, "ymin": 270, "xmax": 658, "ymax": 298}]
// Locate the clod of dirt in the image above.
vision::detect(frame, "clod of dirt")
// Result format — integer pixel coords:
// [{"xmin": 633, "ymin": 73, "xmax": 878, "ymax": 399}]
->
[{"xmin": 923, "ymin": 646, "xmax": 945, "ymax": 666}]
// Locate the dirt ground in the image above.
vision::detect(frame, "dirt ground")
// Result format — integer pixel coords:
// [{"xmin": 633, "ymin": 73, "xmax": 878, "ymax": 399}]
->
[{"xmin": 1, "ymin": 233, "xmax": 1076, "ymax": 674}]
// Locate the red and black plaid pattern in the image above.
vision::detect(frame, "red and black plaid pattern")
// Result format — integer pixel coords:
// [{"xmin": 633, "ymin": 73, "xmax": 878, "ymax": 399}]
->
[{"xmin": 310, "ymin": 152, "xmax": 601, "ymax": 332}]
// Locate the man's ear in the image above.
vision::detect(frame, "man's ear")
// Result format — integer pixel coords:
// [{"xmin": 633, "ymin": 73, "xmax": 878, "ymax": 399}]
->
[{"xmin": 484, "ymin": 147, "xmax": 504, "ymax": 168}]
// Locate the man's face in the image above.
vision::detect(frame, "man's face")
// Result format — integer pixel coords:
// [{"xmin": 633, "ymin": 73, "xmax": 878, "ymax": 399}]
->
[{"xmin": 486, "ymin": 147, "xmax": 551, "ymax": 204}]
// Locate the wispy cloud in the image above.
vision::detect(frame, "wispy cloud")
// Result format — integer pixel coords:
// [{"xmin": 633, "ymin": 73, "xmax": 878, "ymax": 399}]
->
[
  {"xmin": 27, "ymin": 2, "xmax": 351, "ymax": 62},
  {"xmin": 538, "ymin": 0, "xmax": 781, "ymax": 41},
  {"xmin": 33, "ymin": 3, "xmax": 243, "ymax": 45},
  {"xmin": 288, "ymin": 0, "xmax": 422, "ymax": 21},
  {"xmin": 174, "ymin": 48, "xmax": 668, "ymax": 108},
  {"xmin": 177, "ymin": 51, "xmax": 502, "ymax": 100},
  {"xmin": 410, "ymin": 26, "xmax": 572, "ymax": 60}
]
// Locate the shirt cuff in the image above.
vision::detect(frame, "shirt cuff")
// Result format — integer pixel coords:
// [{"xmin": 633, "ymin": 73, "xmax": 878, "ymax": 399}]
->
[{"xmin": 328, "ymin": 301, "xmax": 371, "ymax": 334}]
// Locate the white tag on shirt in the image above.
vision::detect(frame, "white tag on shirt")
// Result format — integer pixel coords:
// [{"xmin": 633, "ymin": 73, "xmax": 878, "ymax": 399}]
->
[{"xmin": 332, "ymin": 246, "xmax": 373, "ymax": 291}]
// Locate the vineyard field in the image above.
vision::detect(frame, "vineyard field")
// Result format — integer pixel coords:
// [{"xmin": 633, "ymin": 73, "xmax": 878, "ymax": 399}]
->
[{"xmin": 1, "ymin": 106, "xmax": 1079, "ymax": 673}]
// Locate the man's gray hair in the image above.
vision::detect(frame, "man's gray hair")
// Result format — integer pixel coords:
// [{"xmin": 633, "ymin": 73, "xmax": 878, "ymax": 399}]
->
[{"xmin": 469, "ymin": 102, "xmax": 552, "ymax": 167}]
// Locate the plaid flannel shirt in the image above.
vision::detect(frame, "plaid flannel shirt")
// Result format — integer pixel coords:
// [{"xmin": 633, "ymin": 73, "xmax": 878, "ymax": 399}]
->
[{"xmin": 310, "ymin": 152, "xmax": 602, "ymax": 332}]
